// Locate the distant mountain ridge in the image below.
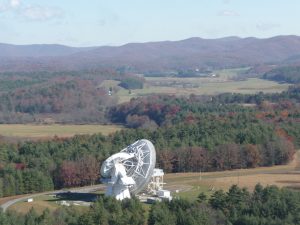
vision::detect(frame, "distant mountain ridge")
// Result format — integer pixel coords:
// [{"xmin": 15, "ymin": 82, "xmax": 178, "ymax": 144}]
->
[
  {"xmin": 1, "ymin": 35, "xmax": 300, "ymax": 72},
  {"xmin": 0, "ymin": 43, "xmax": 94, "ymax": 58}
]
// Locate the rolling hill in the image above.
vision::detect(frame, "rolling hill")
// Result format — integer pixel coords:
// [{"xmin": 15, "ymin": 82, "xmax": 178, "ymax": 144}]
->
[
  {"xmin": 0, "ymin": 43, "xmax": 94, "ymax": 58},
  {"xmin": 1, "ymin": 35, "xmax": 300, "ymax": 72}
]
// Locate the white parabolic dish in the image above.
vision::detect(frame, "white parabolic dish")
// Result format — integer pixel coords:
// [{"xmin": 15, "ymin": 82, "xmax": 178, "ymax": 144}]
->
[{"xmin": 100, "ymin": 139, "xmax": 156, "ymax": 196}]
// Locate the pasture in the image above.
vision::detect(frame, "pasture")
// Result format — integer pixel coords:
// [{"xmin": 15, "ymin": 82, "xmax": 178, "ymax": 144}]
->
[
  {"xmin": 165, "ymin": 151, "xmax": 300, "ymax": 199},
  {"xmin": 115, "ymin": 78, "xmax": 289, "ymax": 103},
  {"xmin": 0, "ymin": 124, "xmax": 123, "ymax": 138},
  {"xmin": 144, "ymin": 77, "xmax": 288, "ymax": 94},
  {"xmin": 102, "ymin": 68, "xmax": 290, "ymax": 103}
]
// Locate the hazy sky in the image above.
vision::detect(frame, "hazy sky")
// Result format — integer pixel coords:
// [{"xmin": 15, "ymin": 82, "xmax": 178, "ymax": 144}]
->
[{"xmin": 0, "ymin": 0, "xmax": 299, "ymax": 46}]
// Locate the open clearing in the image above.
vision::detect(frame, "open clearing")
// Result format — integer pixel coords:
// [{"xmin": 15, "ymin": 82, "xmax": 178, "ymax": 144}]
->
[
  {"xmin": 8, "ymin": 195, "xmax": 60, "ymax": 214},
  {"xmin": 7, "ymin": 194, "xmax": 91, "ymax": 215},
  {"xmin": 0, "ymin": 124, "xmax": 123, "ymax": 138},
  {"xmin": 144, "ymin": 77, "xmax": 288, "ymax": 94},
  {"xmin": 164, "ymin": 151, "xmax": 300, "ymax": 199},
  {"xmin": 3, "ymin": 185, "xmax": 105, "ymax": 214},
  {"xmin": 116, "ymin": 78, "xmax": 289, "ymax": 103},
  {"xmin": 100, "ymin": 68, "xmax": 290, "ymax": 103}
]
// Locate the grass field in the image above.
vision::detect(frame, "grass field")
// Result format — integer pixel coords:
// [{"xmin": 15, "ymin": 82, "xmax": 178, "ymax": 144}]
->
[
  {"xmin": 145, "ymin": 77, "xmax": 288, "ymax": 94},
  {"xmin": 8, "ymin": 194, "xmax": 91, "ymax": 215},
  {"xmin": 8, "ymin": 195, "xmax": 60, "ymax": 214},
  {"xmin": 165, "ymin": 151, "xmax": 300, "ymax": 199},
  {"xmin": 99, "ymin": 79, "xmax": 121, "ymax": 89},
  {"xmin": 214, "ymin": 67, "xmax": 251, "ymax": 79},
  {"xmin": 115, "ymin": 78, "xmax": 289, "ymax": 103},
  {"xmin": 0, "ymin": 124, "xmax": 123, "ymax": 138},
  {"xmin": 100, "ymin": 68, "xmax": 290, "ymax": 103}
]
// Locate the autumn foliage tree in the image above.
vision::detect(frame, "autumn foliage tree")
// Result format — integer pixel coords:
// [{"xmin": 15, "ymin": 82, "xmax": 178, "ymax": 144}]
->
[
  {"xmin": 58, "ymin": 156, "xmax": 100, "ymax": 187},
  {"xmin": 59, "ymin": 161, "xmax": 80, "ymax": 187},
  {"xmin": 241, "ymin": 144, "xmax": 261, "ymax": 168},
  {"xmin": 77, "ymin": 156, "xmax": 100, "ymax": 186}
]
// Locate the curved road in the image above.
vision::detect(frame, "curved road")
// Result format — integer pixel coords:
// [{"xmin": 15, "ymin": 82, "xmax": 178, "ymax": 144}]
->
[{"xmin": 1, "ymin": 184, "xmax": 105, "ymax": 212}]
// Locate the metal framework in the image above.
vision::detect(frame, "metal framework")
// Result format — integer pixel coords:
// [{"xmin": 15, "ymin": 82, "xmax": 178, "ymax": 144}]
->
[
  {"xmin": 100, "ymin": 139, "xmax": 156, "ymax": 200},
  {"xmin": 146, "ymin": 168, "xmax": 164, "ymax": 195}
]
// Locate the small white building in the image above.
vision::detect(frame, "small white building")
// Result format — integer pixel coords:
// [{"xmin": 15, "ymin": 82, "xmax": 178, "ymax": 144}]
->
[
  {"xmin": 27, "ymin": 198, "xmax": 33, "ymax": 203},
  {"xmin": 157, "ymin": 190, "xmax": 172, "ymax": 201},
  {"xmin": 157, "ymin": 190, "xmax": 171, "ymax": 198}
]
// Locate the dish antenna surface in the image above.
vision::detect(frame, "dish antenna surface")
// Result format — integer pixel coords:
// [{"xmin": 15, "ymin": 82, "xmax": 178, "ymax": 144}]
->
[{"xmin": 101, "ymin": 139, "xmax": 156, "ymax": 200}]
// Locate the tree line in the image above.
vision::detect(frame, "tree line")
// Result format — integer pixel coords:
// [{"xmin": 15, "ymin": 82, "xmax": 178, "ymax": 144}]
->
[
  {"xmin": 263, "ymin": 65, "xmax": 300, "ymax": 84},
  {"xmin": 158, "ymin": 139, "xmax": 294, "ymax": 173},
  {"xmin": 109, "ymin": 86, "xmax": 300, "ymax": 130},
  {"xmin": 0, "ymin": 184, "xmax": 299, "ymax": 225}
]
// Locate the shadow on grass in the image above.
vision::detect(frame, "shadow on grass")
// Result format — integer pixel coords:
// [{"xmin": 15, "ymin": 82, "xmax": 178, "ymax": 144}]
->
[
  {"xmin": 286, "ymin": 186, "xmax": 300, "ymax": 191},
  {"xmin": 46, "ymin": 192, "xmax": 104, "ymax": 203},
  {"xmin": 276, "ymin": 180, "xmax": 300, "ymax": 184}
]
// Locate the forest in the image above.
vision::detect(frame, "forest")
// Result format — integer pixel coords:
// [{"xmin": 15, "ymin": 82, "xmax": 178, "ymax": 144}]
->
[
  {"xmin": 0, "ymin": 85, "xmax": 299, "ymax": 196},
  {"xmin": 263, "ymin": 66, "xmax": 300, "ymax": 83},
  {"xmin": 0, "ymin": 68, "xmax": 298, "ymax": 124},
  {"xmin": 0, "ymin": 184, "xmax": 299, "ymax": 225},
  {"xmin": 0, "ymin": 70, "xmax": 143, "ymax": 123}
]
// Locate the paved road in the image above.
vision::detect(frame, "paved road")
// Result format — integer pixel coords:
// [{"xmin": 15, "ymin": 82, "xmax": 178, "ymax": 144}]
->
[{"xmin": 1, "ymin": 184, "xmax": 105, "ymax": 212}]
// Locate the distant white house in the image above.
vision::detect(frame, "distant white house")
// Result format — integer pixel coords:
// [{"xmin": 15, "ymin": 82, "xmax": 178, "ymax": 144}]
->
[{"xmin": 27, "ymin": 198, "xmax": 33, "ymax": 203}]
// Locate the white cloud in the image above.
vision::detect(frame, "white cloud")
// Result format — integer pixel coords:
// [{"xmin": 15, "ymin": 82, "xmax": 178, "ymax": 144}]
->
[
  {"xmin": 22, "ymin": 5, "xmax": 63, "ymax": 20},
  {"xmin": 10, "ymin": 0, "xmax": 21, "ymax": 8},
  {"xmin": 218, "ymin": 10, "xmax": 239, "ymax": 17},
  {"xmin": 0, "ymin": 1, "xmax": 63, "ymax": 21},
  {"xmin": 256, "ymin": 22, "xmax": 280, "ymax": 31}
]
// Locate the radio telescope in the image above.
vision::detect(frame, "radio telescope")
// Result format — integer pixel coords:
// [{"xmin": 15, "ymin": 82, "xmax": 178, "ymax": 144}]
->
[{"xmin": 100, "ymin": 139, "xmax": 156, "ymax": 200}]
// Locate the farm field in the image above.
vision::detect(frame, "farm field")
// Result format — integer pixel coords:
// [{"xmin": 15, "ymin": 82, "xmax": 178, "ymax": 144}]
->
[
  {"xmin": 144, "ymin": 77, "xmax": 288, "ymax": 94},
  {"xmin": 102, "ymin": 68, "xmax": 290, "ymax": 103},
  {"xmin": 214, "ymin": 67, "xmax": 251, "ymax": 79},
  {"xmin": 165, "ymin": 151, "xmax": 300, "ymax": 199},
  {"xmin": 0, "ymin": 124, "xmax": 123, "ymax": 138},
  {"xmin": 115, "ymin": 78, "xmax": 289, "ymax": 103}
]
